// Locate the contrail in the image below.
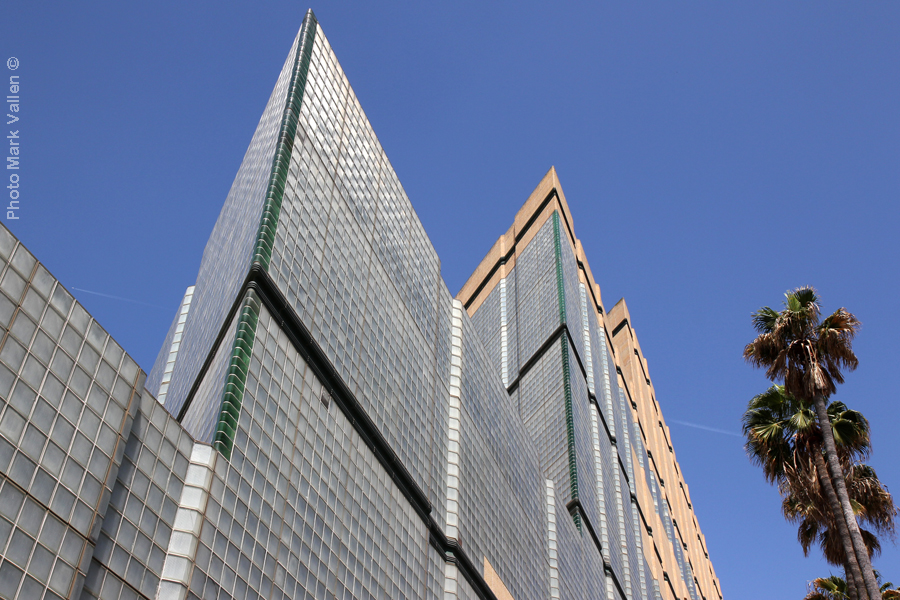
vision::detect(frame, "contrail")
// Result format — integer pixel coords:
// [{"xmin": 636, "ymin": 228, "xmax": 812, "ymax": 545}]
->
[
  {"xmin": 669, "ymin": 419, "xmax": 742, "ymax": 438},
  {"xmin": 70, "ymin": 287, "xmax": 165, "ymax": 309}
]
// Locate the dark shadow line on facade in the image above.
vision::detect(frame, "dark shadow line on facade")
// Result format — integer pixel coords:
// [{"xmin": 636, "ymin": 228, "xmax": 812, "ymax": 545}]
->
[{"xmin": 175, "ymin": 262, "xmax": 501, "ymax": 600}]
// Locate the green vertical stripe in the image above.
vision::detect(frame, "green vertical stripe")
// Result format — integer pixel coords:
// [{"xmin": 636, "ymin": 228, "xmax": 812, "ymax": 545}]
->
[
  {"xmin": 553, "ymin": 211, "xmax": 581, "ymax": 531},
  {"xmin": 553, "ymin": 211, "xmax": 567, "ymax": 327},
  {"xmin": 253, "ymin": 10, "xmax": 318, "ymax": 270},
  {"xmin": 214, "ymin": 10, "xmax": 318, "ymax": 460},
  {"xmin": 214, "ymin": 290, "xmax": 261, "ymax": 459}
]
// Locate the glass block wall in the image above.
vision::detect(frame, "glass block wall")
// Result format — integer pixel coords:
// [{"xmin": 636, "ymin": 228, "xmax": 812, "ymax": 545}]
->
[
  {"xmin": 0, "ymin": 224, "xmax": 184, "ymax": 600},
  {"xmin": 1, "ymin": 7, "xmax": 720, "ymax": 600}
]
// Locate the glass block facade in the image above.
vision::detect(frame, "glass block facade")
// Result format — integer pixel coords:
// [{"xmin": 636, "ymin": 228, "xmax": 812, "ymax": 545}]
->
[
  {"xmin": 0, "ymin": 8, "xmax": 720, "ymax": 600},
  {"xmin": 459, "ymin": 171, "xmax": 722, "ymax": 600}
]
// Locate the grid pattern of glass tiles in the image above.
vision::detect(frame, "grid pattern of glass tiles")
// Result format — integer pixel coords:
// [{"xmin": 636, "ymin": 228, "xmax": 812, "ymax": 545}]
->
[
  {"xmin": 267, "ymin": 25, "xmax": 445, "ymax": 516},
  {"xmin": 559, "ymin": 235, "xmax": 584, "ymax": 365},
  {"xmin": 513, "ymin": 218, "xmax": 560, "ymax": 368},
  {"xmin": 0, "ymin": 225, "xmax": 150, "ymax": 599},
  {"xmin": 469, "ymin": 273, "xmax": 518, "ymax": 393},
  {"xmin": 425, "ymin": 545, "xmax": 444, "ymax": 600},
  {"xmin": 469, "ymin": 279, "xmax": 502, "ymax": 385},
  {"xmin": 154, "ymin": 286, "xmax": 195, "ymax": 407},
  {"xmin": 567, "ymin": 342, "xmax": 600, "ymax": 535},
  {"xmin": 148, "ymin": 26, "xmax": 305, "ymax": 420},
  {"xmin": 0, "ymin": 11, "xmax": 718, "ymax": 600},
  {"xmin": 456, "ymin": 315, "xmax": 547, "ymax": 600},
  {"xmin": 182, "ymin": 305, "xmax": 432, "ymax": 600},
  {"xmin": 179, "ymin": 310, "xmax": 243, "ymax": 444},
  {"xmin": 517, "ymin": 340, "xmax": 570, "ymax": 505},
  {"xmin": 551, "ymin": 474, "xmax": 608, "ymax": 600},
  {"xmin": 81, "ymin": 389, "xmax": 194, "ymax": 600}
]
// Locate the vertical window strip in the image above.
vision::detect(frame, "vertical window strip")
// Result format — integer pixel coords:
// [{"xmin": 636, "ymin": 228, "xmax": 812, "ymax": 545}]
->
[
  {"xmin": 157, "ymin": 285, "xmax": 195, "ymax": 405},
  {"xmin": 213, "ymin": 290, "xmax": 261, "ymax": 459},
  {"xmin": 616, "ymin": 388, "xmax": 638, "ymax": 600},
  {"xmin": 660, "ymin": 495, "xmax": 697, "ymax": 599},
  {"xmin": 444, "ymin": 563, "xmax": 460, "ymax": 600},
  {"xmin": 662, "ymin": 498, "xmax": 674, "ymax": 544},
  {"xmin": 590, "ymin": 403, "xmax": 610, "ymax": 560},
  {"xmin": 560, "ymin": 335, "xmax": 580, "ymax": 530},
  {"xmin": 617, "ymin": 388, "xmax": 635, "ymax": 486},
  {"xmin": 499, "ymin": 277, "xmax": 508, "ymax": 388},
  {"xmin": 446, "ymin": 299, "xmax": 464, "ymax": 541},
  {"xmin": 156, "ymin": 443, "xmax": 217, "ymax": 600},
  {"xmin": 598, "ymin": 333, "xmax": 615, "ymax": 426},
  {"xmin": 649, "ymin": 471, "xmax": 660, "ymax": 516},
  {"xmin": 579, "ymin": 283, "xmax": 594, "ymax": 396},
  {"xmin": 632, "ymin": 502, "xmax": 647, "ymax": 600},
  {"xmin": 613, "ymin": 453, "xmax": 631, "ymax": 600},
  {"xmin": 634, "ymin": 433, "xmax": 646, "ymax": 470},
  {"xmin": 546, "ymin": 479, "xmax": 561, "ymax": 600}
]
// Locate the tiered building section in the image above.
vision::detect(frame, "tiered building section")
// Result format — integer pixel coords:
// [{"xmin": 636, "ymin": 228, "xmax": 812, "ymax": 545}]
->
[
  {"xmin": 459, "ymin": 169, "xmax": 721, "ymax": 600},
  {"xmin": 0, "ymin": 9, "xmax": 719, "ymax": 600},
  {"xmin": 607, "ymin": 300, "xmax": 721, "ymax": 600}
]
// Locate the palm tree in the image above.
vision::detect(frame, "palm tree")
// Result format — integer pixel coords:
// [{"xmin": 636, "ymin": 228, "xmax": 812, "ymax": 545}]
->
[
  {"xmin": 784, "ymin": 462, "xmax": 897, "ymax": 569},
  {"xmin": 880, "ymin": 581, "xmax": 900, "ymax": 600},
  {"xmin": 744, "ymin": 286, "xmax": 881, "ymax": 600},
  {"xmin": 743, "ymin": 386, "xmax": 876, "ymax": 600},
  {"xmin": 804, "ymin": 574, "xmax": 900, "ymax": 600},
  {"xmin": 805, "ymin": 575, "xmax": 849, "ymax": 600}
]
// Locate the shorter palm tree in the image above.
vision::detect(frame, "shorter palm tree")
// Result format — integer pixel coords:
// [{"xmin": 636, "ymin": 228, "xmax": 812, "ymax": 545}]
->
[
  {"xmin": 743, "ymin": 386, "xmax": 896, "ymax": 600},
  {"xmin": 805, "ymin": 575, "xmax": 849, "ymax": 600},
  {"xmin": 881, "ymin": 582, "xmax": 900, "ymax": 600},
  {"xmin": 745, "ymin": 287, "xmax": 883, "ymax": 600},
  {"xmin": 804, "ymin": 574, "xmax": 900, "ymax": 600}
]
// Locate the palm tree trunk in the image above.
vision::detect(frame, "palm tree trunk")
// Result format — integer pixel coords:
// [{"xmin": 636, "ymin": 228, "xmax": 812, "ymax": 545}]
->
[
  {"xmin": 814, "ymin": 395, "xmax": 881, "ymax": 600},
  {"xmin": 844, "ymin": 559, "xmax": 861, "ymax": 600},
  {"xmin": 814, "ymin": 451, "xmax": 864, "ymax": 600}
]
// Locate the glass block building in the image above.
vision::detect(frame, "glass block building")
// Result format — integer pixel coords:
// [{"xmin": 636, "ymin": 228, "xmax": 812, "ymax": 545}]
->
[{"xmin": 0, "ymin": 9, "xmax": 721, "ymax": 600}]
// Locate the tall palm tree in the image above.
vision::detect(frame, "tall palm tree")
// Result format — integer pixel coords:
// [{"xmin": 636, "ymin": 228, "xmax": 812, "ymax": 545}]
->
[
  {"xmin": 743, "ymin": 386, "xmax": 874, "ymax": 600},
  {"xmin": 744, "ymin": 287, "xmax": 881, "ymax": 600}
]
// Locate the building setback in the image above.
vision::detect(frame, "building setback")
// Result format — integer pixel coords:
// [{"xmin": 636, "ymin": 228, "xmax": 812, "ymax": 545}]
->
[{"xmin": 0, "ymin": 9, "xmax": 720, "ymax": 600}]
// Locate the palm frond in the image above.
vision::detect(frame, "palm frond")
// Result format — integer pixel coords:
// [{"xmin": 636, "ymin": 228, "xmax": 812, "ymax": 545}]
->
[
  {"xmin": 846, "ymin": 464, "xmax": 898, "ymax": 538},
  {"xmin": 830, "ymin": 405, "xmax": 870, "ymax": 459},
  {"xmin": 743, "ymin": 333, "xmax": 783, "ymax": 369},
  {"xmin": 805, "ymin": 575, "xmax": 848, "ymax": 600},
  {"xmin": 787, "ymin": 286, "xmax": 821, "ymax": 320},
  {"xmin": 818, "ymin": 308, "xmax": 860, "ymax": 374},
  {"xmin": 751, "ymin": 306, "xmax": 780, "ymax": 333}
]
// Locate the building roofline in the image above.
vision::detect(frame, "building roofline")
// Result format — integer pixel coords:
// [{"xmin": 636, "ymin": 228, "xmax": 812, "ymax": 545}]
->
[{"xmin": 456, "ymin": 166, "xmax": 606, "ymax": 319}]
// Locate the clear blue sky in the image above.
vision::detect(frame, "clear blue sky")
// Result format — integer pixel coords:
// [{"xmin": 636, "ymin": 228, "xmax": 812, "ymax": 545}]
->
[{"xmin": 3, "ymin": 2, "xmax": 898, "ymax": 598}]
